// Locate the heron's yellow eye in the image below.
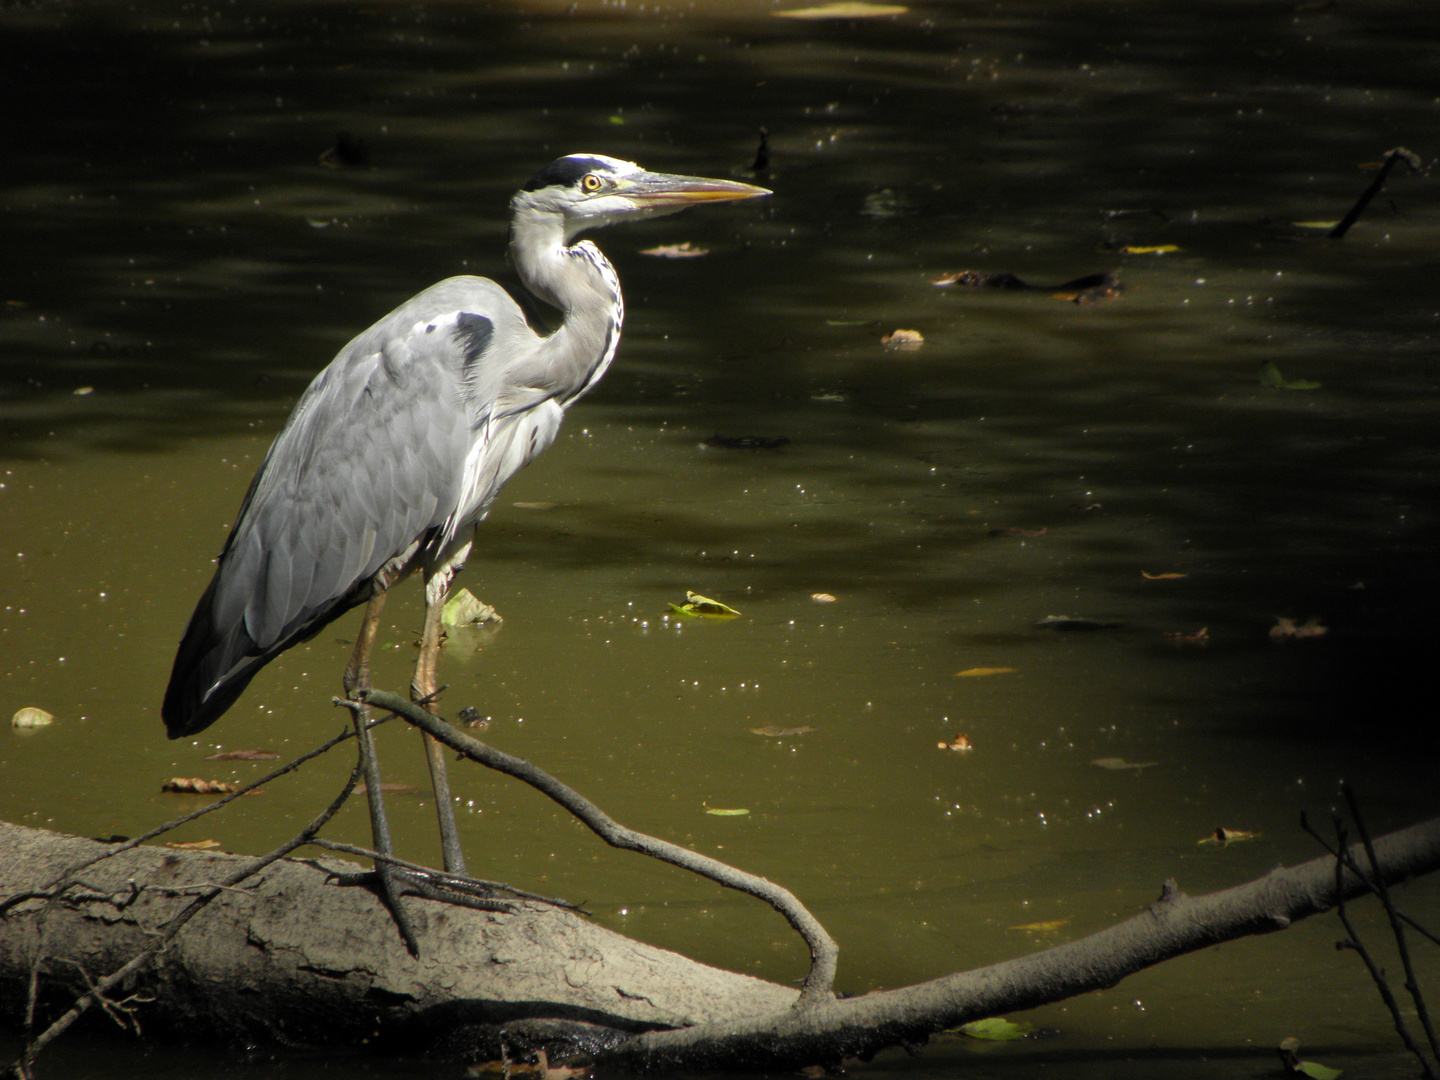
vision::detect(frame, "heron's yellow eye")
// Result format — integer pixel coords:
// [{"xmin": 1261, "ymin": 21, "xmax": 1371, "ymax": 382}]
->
[{"xmin": 581, "ymin": 173, "xmax": 603, "ymax": 193}]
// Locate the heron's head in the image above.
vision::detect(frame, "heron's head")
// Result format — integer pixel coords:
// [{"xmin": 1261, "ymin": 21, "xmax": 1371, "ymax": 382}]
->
[{"xmin": 512, "ymin": 154, "xmax": 769, "ymax": 242}]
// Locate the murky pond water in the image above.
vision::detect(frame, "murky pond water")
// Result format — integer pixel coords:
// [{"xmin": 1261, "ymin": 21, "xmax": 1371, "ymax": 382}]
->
[{"xmin": 3, "ymin": 1, "xmax": 1440, "ymax": 1077}]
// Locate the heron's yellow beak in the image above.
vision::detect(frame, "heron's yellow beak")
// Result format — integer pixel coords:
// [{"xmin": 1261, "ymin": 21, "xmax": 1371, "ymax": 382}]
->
[{"xmin": 622, "ymin": 172, "xmax": 771, "ymax": 207}]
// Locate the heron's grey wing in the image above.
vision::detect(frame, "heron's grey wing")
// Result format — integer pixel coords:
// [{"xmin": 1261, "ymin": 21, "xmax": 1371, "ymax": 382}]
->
[{"xmin": 163, "ymin": 276, "xmax": 534, "ymax": 736}]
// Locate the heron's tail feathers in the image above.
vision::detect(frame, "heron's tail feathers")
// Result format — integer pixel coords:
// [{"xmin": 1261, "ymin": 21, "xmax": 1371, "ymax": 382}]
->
[
  {"xmin": 161, "ymin": 574, "xmax": 270, "ymax": 738},
  {"xmin": 161, "ymin": 573, "xmax": 368, "ymax": 739}
]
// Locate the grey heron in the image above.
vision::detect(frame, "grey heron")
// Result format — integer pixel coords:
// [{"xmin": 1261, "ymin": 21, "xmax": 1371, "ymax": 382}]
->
[{"xmin": 162, "ymin": 154, "xmax": 769, "ymax": 918}]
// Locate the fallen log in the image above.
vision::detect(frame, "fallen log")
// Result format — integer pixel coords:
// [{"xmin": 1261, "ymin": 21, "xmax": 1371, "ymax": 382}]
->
[{"xmin": 0, "ymin": 821, "xmax": 795, "ymax": 1057}]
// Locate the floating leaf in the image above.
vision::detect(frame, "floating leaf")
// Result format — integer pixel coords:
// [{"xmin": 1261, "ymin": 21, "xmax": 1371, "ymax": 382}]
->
[
  {"xmin": 442, "ymin": 588, "xmax": 502, "ymax": 627},
  {"xmin": 1270, "ymin": 616, "xmax": 1327, "ymax": 641},
  {"xmin": 705, "ymin": 806, "xmax": 750, "ymax": 816},
  {"xmin": 957, "ymin": 667, "xmax": 1015, "ymax": 677},
  {"xmin": 1199, "ymin": 827, "xmax": 1260, "ymax": 845},
  {"xmin": 1296, "ymin": 1062, "xmax": 1343, "ymax": 1080},
  {"xmin": 1119, "ymin": 244, "xmax": 1181, "ymax": 254},
  {"xmin": 938, "ymin": 734, "xmax": 973, "ymax": 752},
  {"xmin": 1035, "ymin": 615, "xmax": 1123, "ymax": 631},
  {"xmin": 167, "ymin": 839, "xmax": 222, "ymax": 851},
  {"xmin": 957, "ymin": 1017, "xmax": 1033, "ymax": 1041},
  {"xmin": 162, "ymin": 777, "xmax": 241, "ymax": 795},
  {"xmin": 1010, "ymin": 918, "xmax": 1069, "ymax": 932},
  {"xmin": 669, "ymin": 591, "xmax": 741, "ymax": 619},
  {"xmin": 1092, "ymin": 757, "xmax": 1158, "ymax": 771},
  {"xmin": 703, "ymin": 433, "xmax": 790, "ymax": 449},
  {"xmin": 74, "ymin": 386, "xmax": 95, "ymax": 396},
  {"xmin": 205, "ymin": 749, "xmax": 281, "ymax": 761},
  {"xmin": 1141, "ymin": 571, "xmax": 1188, "ymax": 580},
  {"xmin": 750, "ymin": 725, "xmax": 816, "ymax": 737},
  {"xmin": 11, "ymin": 707, "xmax": 54, "ymax": 729},
  {"xmin": 1259, "ymin": 361, "xmax": 1321, "ymax": 390},
  {"xmin": 512, "ymin": 501, "xmax": 557, "ymax": 510},
  {"xmin": 356, "ymin": 782, "xmax": 422, "ymax": 795},
  {"xmin": 1293, "ymin": 221, "xmax": 1341, "ymax": 230},
  {"xmin": 811, "ymin": 592, "xmax": 837, "ymax": 603},
  {"xmin": 639, "ymin": 242, "xmax": 709, "ymax": 258},
  {"xmin": 774, "ymin": 1, "xmax": 908, "ymax": 16},
  {"xmin": 1163, "ymin": 627, "xmax": 1209, "ymax": 646},
  {"xmin": 881, "ymin": 328, "xmax": 924, "ymax": 349}
]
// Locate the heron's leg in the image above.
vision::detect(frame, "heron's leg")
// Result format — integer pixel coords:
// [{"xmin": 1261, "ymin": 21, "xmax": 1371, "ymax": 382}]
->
[
  {"xmin": 413, "ymin": 567, "xmax": 468, "ymax": 877},
  {"xmin": 341, "ymin": 588, "xmax": 421, "ymax": 954}
]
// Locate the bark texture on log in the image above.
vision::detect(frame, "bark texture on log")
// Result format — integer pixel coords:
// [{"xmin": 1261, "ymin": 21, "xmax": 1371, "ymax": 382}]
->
[{"xmin": 0, "ymin": 822, "xmax": 794, "ymax": 1054}]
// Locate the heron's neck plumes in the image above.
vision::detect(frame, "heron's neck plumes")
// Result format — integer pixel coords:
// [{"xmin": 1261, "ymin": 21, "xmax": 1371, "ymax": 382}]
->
[{"xmin": 508, "ymin": 199, "xmax": 625, "ymax": 405}]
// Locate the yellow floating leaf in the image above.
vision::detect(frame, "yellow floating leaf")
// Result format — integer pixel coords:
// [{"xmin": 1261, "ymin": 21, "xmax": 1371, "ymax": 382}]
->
[
  {"xmin": 957, "ymin": 666, "xmax": 1015, "ymax": 677},
  {"xmin": 669, "ymin": 591, "xmax": 741, "ymax": 619},
  {"xmin": 811, "ymin": 592, "xmax": 837, "ymax": 603},
  {"xmin": 11, "ymin": 707, "xmax": 55, "ymax": 729},
  {"xmin": 1199, "ymin": 826, "xmax": 1260, "ymax": 845},
  {"xmin": 774, "ymin": 1, "xmax": 907, "ymax": 16},
  {"xmin": 1119, "ymin": 244, "xmax": 1181, "ymax": 254},
  {"xmin": 1294, "ymin": 221, "xmax": 1340, "ymax": 229},
  {"xmin": 938, "ymin": 734, "xmax": 973, "ymax": 752},
  {"xmin": 167, "ymin": 839, "xmax": 222, "ymax": 851},
  {"xmin": 1141, "ymin": 571, "xmax": 1188, "ymax": 580},
  {"xmin": 442, "ymin": 587, "xmax": 502, "ymax": 627},
  {"xmin": 1010, "ymin": 918, "xmax": 1069, "ymax": 932},
  {"xmin": 704, "ymin": 806, "xmax": 750, "ymax": 816}
]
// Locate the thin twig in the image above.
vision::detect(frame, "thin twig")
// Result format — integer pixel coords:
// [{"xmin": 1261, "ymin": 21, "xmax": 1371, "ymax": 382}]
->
[
  {"xmin": 1307, "ymin": 811, "xmax": 1437, "ymax": 1080},
  {"xmin": 1343, "ymin": 784, "xmax": 1440, "ymax": 1072},
  {"xmin": 0, "ymin": 723, "xmax": 364, "ymax": 919},
  {"xmin": 304, "ymin": 838, "xmax": 582, "ymax": 911},
  {"xmin": 6, "ymin": 764, "xmax": 362, "ymax": 1079},
  {"xmin": 360, "ymin": 688, "xmax": 837, "ymax": 1007},
  {"xmin": 1301, "ymin": 811, "xmax": 1440, "ymax": 947},
  {"xmin": 1329, "ymin": 146, "xmax": 1421, "ymax": 239}
]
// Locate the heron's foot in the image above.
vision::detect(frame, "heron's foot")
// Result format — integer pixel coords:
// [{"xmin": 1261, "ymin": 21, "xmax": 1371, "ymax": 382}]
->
[{"xmin": 328, "ymin": 866, "xmax": 516, "ymax": 916}]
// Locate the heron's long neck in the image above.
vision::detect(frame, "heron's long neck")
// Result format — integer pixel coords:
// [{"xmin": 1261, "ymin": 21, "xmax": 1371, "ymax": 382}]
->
[{"xmin": 509, "ymin": 206, "xmax": 624, "ymax": 405}]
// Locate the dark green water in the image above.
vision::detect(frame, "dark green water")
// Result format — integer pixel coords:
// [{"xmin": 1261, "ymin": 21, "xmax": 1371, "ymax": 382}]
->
[{"xmin": 3, "ymin": 0, "xmax": 1439, "ymax": 1076}]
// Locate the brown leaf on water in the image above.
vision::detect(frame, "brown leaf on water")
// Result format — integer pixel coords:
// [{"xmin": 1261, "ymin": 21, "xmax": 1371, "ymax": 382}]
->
[
  {"xmin": 355, "ymin": 782, "xmax": 423, "ymax": 795},
  {"xmin": 938, "ymin": 734, "xmax": 974, "ymax": 752},
  {"xmin": 1142, "ymin": 571, "xmax": 1188, "ymax": 580},
  {"xmin": 1270, "ymin": 616, "xmax": 1327, "ymax": 641},
  {"xmin": 162, "ymin": 777, "xmax": 241, "ymax": 795},
  {"xmin": 1163, "ymin": 627, "xmax": 1209, "ymax": 647},
  {"xmin": 1199, "ymin": 826, "xmax": 1260, "ymax": 845},
  {"xmin": 639, "ymin": 241, "xmax": 709, "ymax": 258},
  {"xmin": 204, "ymin": 749, "xmax": 281, "ymax": 761},
  {"xmin": 957, "ymin": 667, "xmax": 1015, "ymax": 677},
  {"xmin": 166, "ymin": 839, "xmax": 222, "ymax": 851},
  {"xmin": 750, "ymin": 725, "xmax": 817, "ymax": 737},
  {"xmin": 881, "ymin": 328, "xmax": 924, "ymax": 349},
  {"xmin": 1091, "ymin": 757, "xmax": 1158, "ymax": 771}
]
